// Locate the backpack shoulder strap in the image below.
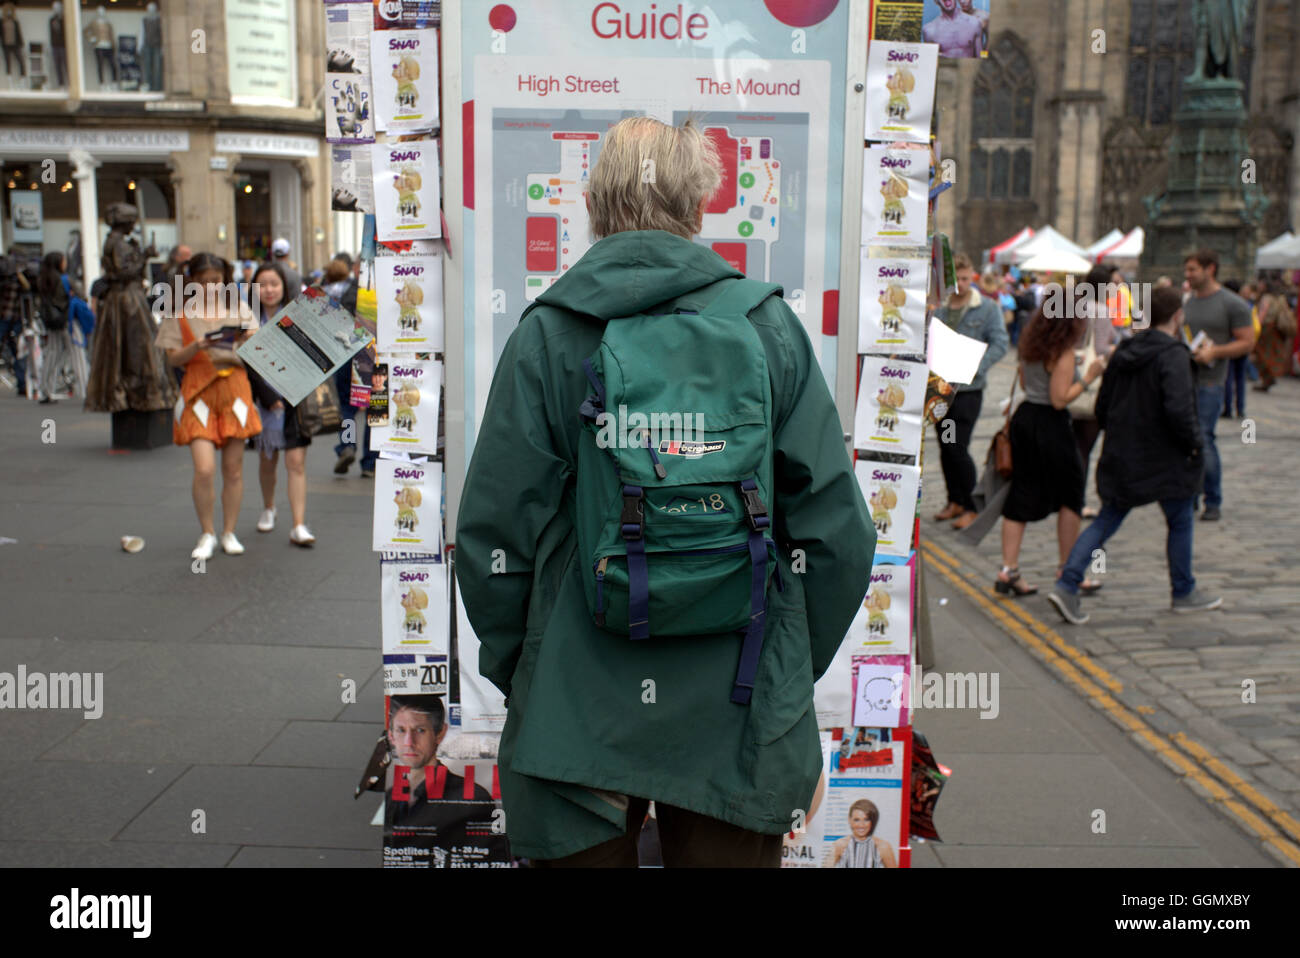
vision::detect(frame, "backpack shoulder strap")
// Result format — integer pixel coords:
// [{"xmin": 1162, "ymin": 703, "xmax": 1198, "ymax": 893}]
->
[{"xmin": 702, "ymin": 277, "xmax": 782, "ymax": 320}]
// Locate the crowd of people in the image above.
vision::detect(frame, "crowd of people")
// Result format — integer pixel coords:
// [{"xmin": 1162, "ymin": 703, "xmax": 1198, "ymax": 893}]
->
[
  {"xmin": 930, "ymin": 249, "xmax": 1300, "ymax": 624},
  {"xmin": 0, "ymin": 238, "xmax": 371, "ymax": 561}
]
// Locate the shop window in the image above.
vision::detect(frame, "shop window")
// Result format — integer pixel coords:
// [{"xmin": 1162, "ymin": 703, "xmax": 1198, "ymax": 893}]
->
[
  {"xmin": 966, "ymin": 33, "xmax": 1034, "ymax": 202},
  {"xmin": 0, "ymin": 0, "xmax": 71, "ymax": 93},
  {"xmin": 79, "ymin": 0, "xmax": 163, "ymax": 95}
]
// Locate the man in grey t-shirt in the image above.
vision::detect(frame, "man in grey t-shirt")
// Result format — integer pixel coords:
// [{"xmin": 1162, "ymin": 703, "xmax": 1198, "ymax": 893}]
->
[{"xmin": 1182, "ymin": 249, "xmax": 1254, "ymax": 520}]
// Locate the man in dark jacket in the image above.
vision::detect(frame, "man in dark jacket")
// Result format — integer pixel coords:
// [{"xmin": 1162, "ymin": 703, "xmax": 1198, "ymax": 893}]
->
[{"xmin": 1048, "ymin": 286, "xmax": 1221, "ymax": 624}]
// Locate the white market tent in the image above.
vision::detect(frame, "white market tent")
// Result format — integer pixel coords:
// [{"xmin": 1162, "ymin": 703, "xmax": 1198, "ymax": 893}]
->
[
  {"xmin": 1001, "ymin": 225, "xmax": 1088, "ymax": 266},
  {"xmin": 1256, "ymin": 232, "xmax": 1300, "ymax": 269},
  {"xmin": 1083, "ymin": 229, "xmax": 1125, "ymax": 260},
  {"xmin": 986, "ymin": 226, "xmax": 1034, "ymax": 266},
  {"xmin": 1093, "ymin": 227, "xmax": 1145, "ymax": 263},
  {"xmin": 1019, "ymin": 249, "xmax": 1094, "ymax": 275}
]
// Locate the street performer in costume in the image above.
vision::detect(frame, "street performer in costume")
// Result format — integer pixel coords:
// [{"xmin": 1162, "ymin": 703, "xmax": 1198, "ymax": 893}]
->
[{"xmin": 154, "ymin": 252, "xmax": 262, "ymax": 561}]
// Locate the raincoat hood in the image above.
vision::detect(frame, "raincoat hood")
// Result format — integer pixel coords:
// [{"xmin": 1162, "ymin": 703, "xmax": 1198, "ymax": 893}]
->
[
  {"xmin": 535, "ymin": 230, "xmax": 743, "ymax": 321},
  {"xmin": 1107, "ymin": 327, "xmax": 1186, "ymax": 373}
]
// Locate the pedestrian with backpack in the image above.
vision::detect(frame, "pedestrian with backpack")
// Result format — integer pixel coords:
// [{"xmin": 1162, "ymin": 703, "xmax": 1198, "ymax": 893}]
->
[
  {"xmin": 35, "ymin": 251, "xmax": 81, "ymax": 404},
  {"xmin": 455, "ymin": 116, "xmax": 876, "ymax": 867}
]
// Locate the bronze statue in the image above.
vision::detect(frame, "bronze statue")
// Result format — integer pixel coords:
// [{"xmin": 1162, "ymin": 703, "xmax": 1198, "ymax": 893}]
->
[
  {"xmin": 1191, "ymin": 0, "xmax": 1253, "ymax": 81},
  {"xmin": 84, "ymin": 202, "xmax": 175, "ymax": 412}
]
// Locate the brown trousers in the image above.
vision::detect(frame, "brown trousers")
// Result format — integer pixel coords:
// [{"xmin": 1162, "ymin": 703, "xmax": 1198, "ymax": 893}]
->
[{"xmin": 530, "ymin": 797, "xmax": 782, "ymax": 868}]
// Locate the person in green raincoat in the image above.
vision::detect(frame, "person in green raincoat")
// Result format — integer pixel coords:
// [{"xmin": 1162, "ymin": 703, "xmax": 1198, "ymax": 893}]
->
[{"xmin": 456, "ymin": 116, "xmax": 876, "ymax": 866}]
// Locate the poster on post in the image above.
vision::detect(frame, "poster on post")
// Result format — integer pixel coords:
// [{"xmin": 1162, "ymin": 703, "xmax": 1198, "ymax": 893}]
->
[
  {"xmin": 871, "ymin": 0, "xmax": 923, "ymax": 41},
  {"xmin": 325, "ymin": 1, "xmax": 375, "ymax": 143},
  {"xmin": 450, "ymin": 559, "xmax": 508, "ymax": 733},
  {"xmin": 379, "ymin": 357, "xmax": 442, "ymax": 455},
  {"xmin": 844, "ymin": 557, "xmax": 915, "ymax": 656},
  {"xmin": 370, "ymin": 26, "xmax": 440, "ymax": 132},
  {"xmin": 331, "ymin": 145, "xmax": 375, "ymax": 213},
  {"xmin": 371, "ymin": 139, "xmax": 442, "ymax": 241},
  {"xmin": 454, "ymin": 0, "xmax": 855, "ymax": 454},
  {"xmin": 861, "ymin": 145, "xmax": 929, "ymax": 247},
  {"xmin": 864, "ymin": 41, "xmax": 937, "ymax": 143},
  {"xmin": 373, "ymin": 457, "xmax": 443, "ymax": 554},
  {"xmin": 922, "ymin": 0, "xmax": 990, "ymax": 59},
  {"xmin": 376, "ymin": 254, "xmax": 445, "ymax": 353},
  {"xmin": 380, "ymin": 555, "xmax": 449, "ymax": 653},
  {"xmin": 854, "ymin": 356, "xmax": 927, "ymax": 455},
  {"xmin": 858, "ymin": 254, "xmax": 928, "ymax": 354},
  {"xmin": 853, "ymin": 460, "xmax": 920, "ymax": 558},
  {"xmin": 852, "ymin": 655, "xmax": 911, "ymax": 729}
]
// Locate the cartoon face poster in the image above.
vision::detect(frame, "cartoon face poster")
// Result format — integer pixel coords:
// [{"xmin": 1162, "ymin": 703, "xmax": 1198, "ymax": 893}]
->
[
  {"xmin": 371, "ymin": 140, "xmax": 442, "ymax": 241},
  {"xmin": 858, "ymin": 254, "xmax": 929, "ymax": 354},
  {"xmin": 861, "ymin": 146, "xmax": 929, "ymax": 247},
  {"xmin": 379, "ymin": 357, "xmax": 442, "ymax": 455},
  {"xmin": 373, "ymin": 458, "xmax": 442, "ymax": 554},
  {"xmin": 852, "ymin": 655, "xmax": 911, "ymax": 729},
  {"xmin": 854, "ymin": 357, "xmax": 927, "ymax": 456},
  {"xmin": 853, "ymin": 460, "xmax": 920, "ymax": 558},
  {"xmin": 370, "ymin": 27, "xmax": 439, "ymax": 132},
  {"xmin": 864, "ymin": 41, "xmax": 938, "ymax": 143},
  {"xmin": 381, "ymin": 555, "xmax": 449, "ymax": 653},
  {"xmin": 376, "ymin": 254, "xmax": 444, "ymax": 353}
]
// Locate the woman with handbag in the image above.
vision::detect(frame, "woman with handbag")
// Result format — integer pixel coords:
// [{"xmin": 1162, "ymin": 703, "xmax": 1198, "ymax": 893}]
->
[
  {"xmin": 154, "ymin": 253, "xmax": 262, "ymax": 561},
  {"xmin": 245, "ymin": 262, "xmax": 316, "ymax": 546},
  {"xmin": 35, "ymin": 251, "xmax": 80, "ymax": 404},
  {"xmin": 1072, "ymin": 265, "xmax": 1122, "ymax": 518},
  {"xmin": 995, "ymin": 305, "xmax": 1105, "ymax": 596}
]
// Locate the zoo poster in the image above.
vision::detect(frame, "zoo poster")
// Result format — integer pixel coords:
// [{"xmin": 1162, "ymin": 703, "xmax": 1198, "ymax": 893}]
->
[
  {"xmin": 858, "ymin": 254, "xmax": 928, "ymax": 354},
  {"xmin": 861, "ymin": 145, "xmax": 929, "ymax": 247},
  {"xmin": 376, "ymin": 253, "xmax": 445, "ymax": 353},
  {"xmin": 853, "ymin": 460, "xmax": 920, "ymax": 559},
  {"xmin": 381, "ymin": 555, "xmax": 449, "ymax": 653},
  {"xmin": 371, "ymin": 139, "xmax": 442, "ymax": 241},
  {"xmin": 379, "ymin": 357, "xmax": 442, "ymax": 455},
  {"xmin": 863, "ymin": 40, "xmax": 937, "ymax": 143},
  {"xmin": 854, "ymin": 356, "xmax": 927, "ymax": 455},
  {"xmin": 373, "ymin": 457, "xmax": 443, "ymax": 554}
]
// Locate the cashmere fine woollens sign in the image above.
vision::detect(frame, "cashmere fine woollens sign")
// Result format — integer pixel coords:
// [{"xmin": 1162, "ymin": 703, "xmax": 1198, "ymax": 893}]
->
[
  {"xmin": 372, "ymin": 140, "xmax": 442, "ymax": 241},
  {"xmin": 854, "ymin": 357, "xmax": 927, "ymax": 456},
  {"xmin": 373, "ymin": 459, "xmax": 442, "ymax": 554},
  {"xmin": 377, "ymin": 254, "xmax": 444, "ymax": 353},
  {"xmin": 853, "ymin": 461, "xmax": 920, "ymax": 559},
  {"xmin": 380, "ymin": 357, "xmax": 442, "ymax": 455},
  {"xmin": 858, "ymin": 254, "xmax": 928, "ymax": 354},
  {"xmin": 864, "ymin": 41, "xmax": 938, "ymax": 143},
  {"xmin": 861, "ymin": 146, "xmax": 929, "ymax": 247}
]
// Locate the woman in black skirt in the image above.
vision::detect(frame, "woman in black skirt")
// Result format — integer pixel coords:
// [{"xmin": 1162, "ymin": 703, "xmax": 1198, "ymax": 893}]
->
[
  {"xmin": 996, "ymin": 304, "xmax": 1106, "ymax": 596},
  {"xmin": 246, "ymin": 262, "xmax": 316, "ymax": 547}
]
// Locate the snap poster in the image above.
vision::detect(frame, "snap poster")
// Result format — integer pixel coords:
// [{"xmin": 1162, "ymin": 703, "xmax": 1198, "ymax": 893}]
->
[
  {"xmin": 371, "ymin": 139, "xmax": 442, "ymax": 241},
  {"xmin": 864, "ymin": 41, "xmax": 937, "ymax": 143},
  {"xmin": 381, "ymin": 555, "xmax": 449, "ymax": 653},
  {"xmin": 861, "ymin": 145, "xmax": 929, "ymax": 247},
  {"xmin": 376, "ymin": 253, "xmax": 445, "ymax": 353},
  {"xmin": 858, "ymin": 254, "xmax": 928, "ymax": 354},
  {"xmin": 379, "ymin": 357, "xmax": 442, "ymax": 455},
  {"xmin": 325, "ymin": 2, "xmax": 376, "ymax": 143},
  {"xmin": 854, "ymin": 356, "xmax": 927, "ymax": 456},
  {"xmin": 853, "ymin": 460, "xmax": 920, "ymax": 558},
  {"xmin": 373, "ymin": 457, "xmax": 442, "ymax": 554},
  {"xmin": 370, "ymin": 27, "xmax": 440, "ymax": 132},
  {"xmin": 845, "ymin": 557, "xmax": 915, "ymax": 656}
]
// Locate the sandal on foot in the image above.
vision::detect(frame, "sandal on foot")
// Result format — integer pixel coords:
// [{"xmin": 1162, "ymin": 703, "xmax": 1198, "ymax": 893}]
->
[{"xmin": 994, "ymin": 567, "xmax": 1038, "ymax": 597}]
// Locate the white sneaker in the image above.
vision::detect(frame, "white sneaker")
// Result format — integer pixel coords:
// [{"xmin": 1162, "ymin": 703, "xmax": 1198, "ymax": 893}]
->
[
  {"xmin": 289, "ymin": 524, "xmax": 316, "ymax": 547},
  {"xmin": 257, "ymin": 507, "xmax": 276, "ymax": 533},
  {"xmin": 191, "ymin": 533, "xmax": 218, "ymax": 560},
  {"xmin": 220, "ymin": 532, "xmax": 245, "ymax": 555}
]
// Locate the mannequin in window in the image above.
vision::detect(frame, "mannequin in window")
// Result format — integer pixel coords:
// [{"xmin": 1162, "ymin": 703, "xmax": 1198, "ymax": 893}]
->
[
  {"xmin": 84, "ymin": 5, "xmax": 116, "ymax": 86},
  {"xmin": 141, "ymin": 2, "xmax": 162, "ymax": 91},
  {"xmin": 1, "ymin": 3, "xmax": 25, "ymax": 79},
  {"xmin": 49, "ymin": 1, "xmax": 67, "ymax": 87}
]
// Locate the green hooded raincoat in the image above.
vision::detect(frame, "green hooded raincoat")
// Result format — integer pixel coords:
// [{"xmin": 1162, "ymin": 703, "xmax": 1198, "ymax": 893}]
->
[{"xmin": 455, "ymin": 230, "xmax": 876, "ymax": 860}]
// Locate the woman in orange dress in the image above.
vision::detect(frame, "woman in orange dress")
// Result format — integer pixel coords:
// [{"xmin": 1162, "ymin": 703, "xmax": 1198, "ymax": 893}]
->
[{"xmin": 154, "ymin": 253, "xmax": 262, "ymax": 560}]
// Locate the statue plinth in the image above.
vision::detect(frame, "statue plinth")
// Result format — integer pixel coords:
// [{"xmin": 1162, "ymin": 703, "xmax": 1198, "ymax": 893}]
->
[{"xmin": 1140, "ymin": 76, "xmax": 1267, "ymax": 282}]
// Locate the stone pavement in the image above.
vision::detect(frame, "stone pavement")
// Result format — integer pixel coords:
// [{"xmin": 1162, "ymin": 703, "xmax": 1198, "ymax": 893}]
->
[{"xmin": 919, "ymin": 350, "xmax": 1300, "ymax": 864}]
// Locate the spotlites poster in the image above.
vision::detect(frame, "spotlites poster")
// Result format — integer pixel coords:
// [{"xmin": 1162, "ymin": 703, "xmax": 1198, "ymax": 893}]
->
[
  {"xmin": 373, "ymin": 458, "xmax": 442, "ymax": 554},
  {"xmin": 861, "ymin": 146, "xmax": 929, "ymax": 247},
  {"xmin": 376, "ymin": 254, "xmax": 445, "ymax": 353},
  {"xmin": 845, "ymin": 558, "xmax": 914, "ymax": 656},
  {"xmin": 325, "ymin": 2, "xmax": 375, "ymax": 143},
  {"xmin": 380, "ymin": 555, "xmax": 449, "ymax": 653},
  {"xmin": 379, "ymin": 357, "xmax": 442, "ymax": 455},
  {"xmin": 370, "ymin": 26, "xmax": 439, "ymax": 132},
  {"xmin": 859, "ymin": 255, "xmax": 929, "ymax": 354},
  {"xmin": 371, "ymin": 140, "xmax": 442, "ymax": 241},
  {"xmin": 864, "ymin": 41, "xmax": 937, "ymax": 143},
  {"xmin": 853, "ymin": 460, "xmax": 920, "ymax": 558},
  {"xmin": 854, "ymin": 357, "xmax": 927, "ymax": 456}
]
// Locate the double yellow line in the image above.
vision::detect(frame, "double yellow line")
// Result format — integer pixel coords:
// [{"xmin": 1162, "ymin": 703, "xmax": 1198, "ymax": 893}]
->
[{"xmin": 920, "ymin": 538, "xmax": 1300, "ymax": 866}]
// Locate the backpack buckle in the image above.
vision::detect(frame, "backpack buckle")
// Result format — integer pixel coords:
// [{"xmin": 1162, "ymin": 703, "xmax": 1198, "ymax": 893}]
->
[
  {"xmin": 620, "ymin": 485, "xmax": 644, "ymax": 540},
  {"xmin": 740, "ymin": 480, "xmax": 769, "ymax": 532}
]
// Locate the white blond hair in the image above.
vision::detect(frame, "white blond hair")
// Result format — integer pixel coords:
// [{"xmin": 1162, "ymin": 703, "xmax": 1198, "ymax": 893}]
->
[{"xmin": 588, "ymin": 116, "xmax": 722, "ymax": 240}]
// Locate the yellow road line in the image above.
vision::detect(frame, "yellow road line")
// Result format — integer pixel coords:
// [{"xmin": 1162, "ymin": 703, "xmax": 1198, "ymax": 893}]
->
[{"xmin": 919, "ymin": 540, "xmax": 1300, "ymax": 866}]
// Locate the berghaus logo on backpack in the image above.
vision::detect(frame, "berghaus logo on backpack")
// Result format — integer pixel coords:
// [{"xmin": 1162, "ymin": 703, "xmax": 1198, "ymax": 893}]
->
[{"xmin": 658, "ymin": 439, "xmax": 726, "ymax": 458}]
